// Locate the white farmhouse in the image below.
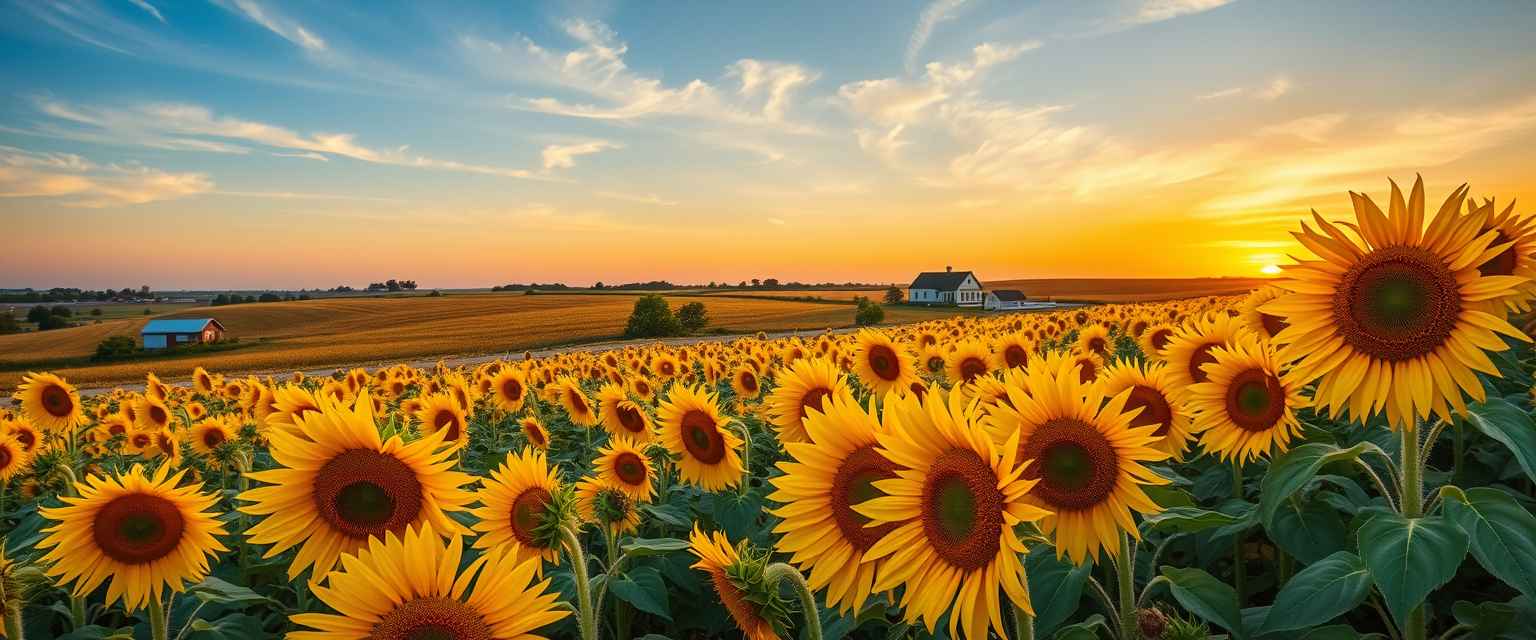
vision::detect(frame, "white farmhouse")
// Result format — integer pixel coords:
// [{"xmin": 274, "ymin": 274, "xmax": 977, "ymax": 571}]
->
[
  {"xmin": 984, "ymin": 289, "xmax": 1029, "ymax": 310},
  {"xmin": 907, "ymin": 267, "xmax": 984, "ymax": 307}
]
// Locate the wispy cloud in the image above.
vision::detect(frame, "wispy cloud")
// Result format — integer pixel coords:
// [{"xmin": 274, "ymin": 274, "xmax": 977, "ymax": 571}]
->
[
  {"xmin": 1256, "ymin": 113, "xmax": 1347, "ymax": 142},
  {"xmin": 127, "ymin": 0, "xmax": 165, "ymax": 23},
  {"xmin": 1256, "ymin": 76, "xmax": 1292, "ymax": 100},
  {"xmin": 464, "ymin": 20, "xmax": 819, "ymax": 132},
  {"xmin": 906, "ymin": 0, "xmax": 968, "ymax": 73},
  {"xmin": 25, "ymin": 97, "xmax": 546, "ymax": 180},
  {"xmin": 213, "ymin": 190, "xmax": 401, "ymax": 202},
  {"xmin": 219, "ymin": 0, "xmax": 326, "ymax": 52},
  {"xmin": 270, "ymin": 150, "xmax": 328, "ymax": 161},
  {"xmin": 0, "ymin": 145, "xmax": 212, "ymax": 207},
  {"xmin": 841, "ymin": 41, "xmax": 1038, "ymax": 127},
  {"xmin": 1125, "ymin": 0, "xmax": 1236, "ymax": 26},
  {"xmin": 1196, "ymin": 87, "xmax": 1244, "ymax": 101},
  {"xmin": 541, "ymin": 140, "xmax": 621, "ymax": 170},
  {"xmin": 596, "ymin": 191, "xmax": 678, "ymax": 206},
  {"xmin": 1194, "ymin": 75, "xmax": 1290, "ymax": 101}
]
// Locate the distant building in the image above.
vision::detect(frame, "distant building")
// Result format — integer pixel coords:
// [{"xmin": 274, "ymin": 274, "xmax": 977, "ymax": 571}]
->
[
  {"xmin": 141, "ymin": 318, "xmax": 225, "ymax": 350},
  {"xmin": 908, "ymin": 267, "xmax": 983, "ymax": 307},
  {"xmin": 985, "ymin": 289, "xmax": 1029, "ymax": 310}
]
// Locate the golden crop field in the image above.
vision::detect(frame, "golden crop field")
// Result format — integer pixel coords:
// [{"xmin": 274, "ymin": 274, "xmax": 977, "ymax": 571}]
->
[{"xmin": 0, "ymin": 292, "xmax": 971, "ymax": 391}]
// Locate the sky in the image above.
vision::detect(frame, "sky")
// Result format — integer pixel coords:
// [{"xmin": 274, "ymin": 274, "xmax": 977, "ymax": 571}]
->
[{"xmin": 3, "ymin": 0, "xmax": 1536, "ymax": 290}]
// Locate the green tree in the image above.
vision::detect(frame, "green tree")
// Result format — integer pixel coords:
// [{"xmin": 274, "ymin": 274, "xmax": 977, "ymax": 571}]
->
[
  {"xmin": 676, "ymin": 302, "xmax": 709, "ymax": 333},
  {"xmin": 25, "ymin": 306, "xmax": 49, "ymax": 324},
  {"xmin": 855, "ymin": 297, "xmax": 885, "ymax": 326},
  {"xmin": 883, "ymin": 286, "xmax": 903, "ymax": 304},
  {"xmin": 0, "ymin": 312, "xmax": 18, "ymax": 334},
  {"xmin": 93, "ymin": 335, "xmax": 138, "ymax": 361},
  {"xmin": 624, "ymin": 294, "xmax": 683, "ymax": 338},
  {"xmin": 37, "ymin": 314, "xmax": 69, "ymax": 330}
]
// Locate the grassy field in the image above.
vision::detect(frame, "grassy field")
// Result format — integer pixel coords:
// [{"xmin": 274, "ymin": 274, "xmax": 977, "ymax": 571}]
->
[
  {"xmin": 0, "ymin": 293, "xmax": 964, "ymax": 390},
  {"xmin": 984, "ymin": 277, "xmax": 1272, "ymax": 302}
]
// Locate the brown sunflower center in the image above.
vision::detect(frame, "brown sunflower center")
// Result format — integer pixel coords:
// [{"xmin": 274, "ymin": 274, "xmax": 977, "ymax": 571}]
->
[
  {"xmin": 613, "ymin": 452, "xmax": 648, "ymax": 486},
  {"xmin": 1087, "ymin": 337, "xmax": 1108, "ymax": 356},
  {"xmin": 958, "ymin": 357, "xmax": 988, "ymax": 383},
  {"xmin": 313, "ymin": 449, "xmax": 425, "ymax": 539},
  {"xmin": 0, "ymin": 445, "xmax": 11, "ymax": 469},
  {"xmin": 1225, "ymin": 368, "xmax": 1285, "ymax": 432},
  {"xmin": 510, "ymin": 488, "xmax": 553, "ymax": 546},
  {"xmin": 202, "ymin": 428, "xmax": 226, "ymax": 448},
  {"xmin": 1149, "ymin": 329, "xmax": 1173, "ymax": 353},
  {"xmin": 925, "ymin": 355, "xmax": 945, "ymax": 373},
  {"xmin": 149, "ymin": 405, "xmax": 168, "ymax": 426},
  {"xmin": 1479, "ymin": 230, "xmax": 1518, "ymax": 277},
  {"xmin": 1188, "ymin": 343, "xmax": 1220, "ymax": 384},
  {"xmin": 1124, "ymin": 385, "xmax": 1174, "ymax": 437},
  {"xmin": 921, "ymin": 448, "xmax": 1003, "ymax": 570},
  {"xmin": 616, "ymin": 403, "xmax": 646, "ymax": 433},
  {"xmin": 1259, "ymin": 313, "xmax": 1288, "ymax": 339},
  {"xmin": 40, "ymin": 384, "xmax": 74, "ymax": 418},
  {"xmin": 1020, "ymin": 419, "xmax": 1119, "ymax": 511},
  {"xmin": 568, "ymin": 390, "xmax": 590, "ymax": 415},
  {"xmin": 680, "ymin": 410, "xmax": 727, "ymax": 464},
  {"xmin": 1333, "ymin": 246, "xmax": 1462, "ymax": 361},
  {"xmin": 432, "ymin": 410, "xmax": 461, "ymax": 443},
  {"xmin": 830, "ymin": 445, "xmax": 900, "ymax": 551},
  {"xmin": 594, "ymin": 488, "xmax": 631, "ymax": 524},
  {"xmin": 865, "ymin": 344, "xmax": 901, "ymax": 381},
  {"xmin": 1003, "ymin": 345, "xmax": 1029, "ymax": 368},
  {"xmin": 739, "ymin": 371, "xmax": 758, "ymax": 393},
  {"xmin": 92, "ymin": 493, "xmax": 185, "ymax": 564},
  {"xmin": 501, "ymin": 379, "xmax": 523, "ymax": 401},
  {"xmin": 1076, "ymin": 358, "xmax": 1099, "ymax": 384},
  {"xmin": 524, "ymin": 423, "xmax": 547, "ymax": 447},
  {"xmin": 373, "ymin": 597, "xmax": 491, "ymax": 640},
  {"xmin": 797, "ymin": 387, "xmax": 833, "ymax": 419}
]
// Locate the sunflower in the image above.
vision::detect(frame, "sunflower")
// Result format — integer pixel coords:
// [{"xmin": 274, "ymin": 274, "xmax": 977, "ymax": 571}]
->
[
  {"xmin": 13, "ymin": 372, "xmax": 83, "ymax": 434},
  {"xmin": 598, "ymin": 383, "xmax": 653, "ymax": 443},
  {"xmin": 944, "ymin": 339, "xmax": 994, "ymax": 387},
  {"xmin": 917, "ymin": 345, "xmax": 948, "ymax": 376},
  {"xmin": 267, "ymin": 384, "xmax": 324, "ymax": 434},
  {"xmin": 652, "ymin": 353, "xmax": 682, "ymax": 380},
  {"xmin": 0, "ymin": 433, "xmax": 30, "ymax": 482},
  {"xmin": 983, "ymin": 355, "xmax": 1169, "ymax": 565},
  {"xmin": 489, "ymin": 367, "xmax": 528, "ymax": 412},
  {"xmin": 38, "ymin": 463, "xmax": 227, "ymax": 612},
  {"xmin": 1189, "ymin": 335, "xmax": 1308, "ymax": 463},
  {"xmin": 991, "ymin": 333, "xmax": 1034, "ymax": 370},
  {"xmin": 689, "ymin": 527, "xmax": 790, "ymax": 640},
  {"xmin": 470, "ymin": 447, "xmax": 571, "ymax": 569},
  {"xmin": 135, "ymin": 395, "xmax": 176, "ymax": 432},
  {"xmin": 629, "ymin": 375, "xmax": 657, "ymax": 402},
  {"xmin": 5, "ymin": 419, "xmax": 41, "ymax": 456},
  {"xmin": 1265, "ymin": 178, "xmax": 1529, "ymax": 427},
  {"xmin": 1239, "ymin": 286, "xmax": 1289, "ymax": 342},
  {"xmin": 1100, "ymin": 359, "xmax": 1195, "ymax": 460},
  {"xmin": 855, "ymin": 390, "xmax": 1049, "ymax": 640},
  {"xmin": 657, "ymin": 385, "xmax": 745, "ymax": 491},
  {"xmin": 288, "ymin": 524, "xmax": 567, "ymax": 640},
  {"xmin": 1139, "ymin": 323, "xmax": 1177, "ymax": 361},
  {"xmin": 593, "ymin": 438, "xmax": 656, "ymax": 503},
  {"xmin": 768, "ymin": 393, "xmax": 899, "ymax": 615},
  {"xmin": 1068, "ymin": 349, "xmax": 1106, "ymax": 385},
  {"xmin": 852, "ymin": 329, "xmax": 918, "ymax": 395},
  {"xmin": 764, "ymin": 357, "xmax": 848, "ymax": 445},
  {"xmin": 192, "ymin": 367, "xmax": 216, "ymax": 395},
  {"xmin": 575, "ymin": 476, "xmax": 642, "ymax": 536},
  {"xmin": 1077, "ymin": 324, "xmax": 1114, "ymax": 359},
  {"xmin": 519, "ymin": 416, "xmax": 550, "ymax": 450},
  {"xmin": 556, "ymin": 377, "xmax": 600, "ymax": 427},
  {"xmin": 189, "ymin": 417, "xmax": 236, "ymax": 456},
  {"xmin": 1161, "ymin": 312, "xmax": 1240, "ymax": 390},
  {"xmin": 415, "ymin": 393, "xmax": 470, "ymax": 452},
  {"xmin": 1473, "ymin": 198, "xmax": 1536, "ymax": 312},
  {"xmin": 731, "ymin": 365, "xmax": 763, "ymax": 400},
  {"xmin": 239, "ymin": 392, "xmax": 475, "ymax": 580}
]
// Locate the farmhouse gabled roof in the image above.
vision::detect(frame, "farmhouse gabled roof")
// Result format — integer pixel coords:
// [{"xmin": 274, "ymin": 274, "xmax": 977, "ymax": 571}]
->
[
  {"xmin": 990, "ymin": 289, "xmax": 1027, "ymax": 301},
  {"xmin": 141, "ymin": 318, "xmax": 224, "ymax": 334},
  {"xmin": 909, "ymin": 271, "xmax": 977, "ymax": 291}
]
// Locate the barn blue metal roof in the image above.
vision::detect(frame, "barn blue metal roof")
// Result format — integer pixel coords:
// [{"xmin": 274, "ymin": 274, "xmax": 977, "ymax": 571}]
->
[{"xmin": 141, "ymin": 318, "xmax": 216, "ymax": 334}]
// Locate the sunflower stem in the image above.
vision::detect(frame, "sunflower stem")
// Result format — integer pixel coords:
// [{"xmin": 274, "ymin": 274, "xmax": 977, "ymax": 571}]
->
[
  {"xmin": 69, "ymin": 595, "xmax": 86, "ymax": 629},
  {"xmin": 148, "ymin": 595, "xmax": 169, "ymax": 640},
  {"xmin": 764, "ymin": 562, "xmax": 822, "ymax": 640},
  {"xmin": 1452, "ymin": 419, "xmax": 1465, "ymax": 485},
  {"xmin": 4, "ymin": 596, "xmax": 24, "ymax": 640},
  {"xmin": 1401, "ymin": 423, "xmax": 1426, "ymax": 640},
  {"xmin": 1231, "ymin": 463, "xmax": 1246, "ymax": 608},
  {"xmin": 605, "ymin": 529, "xmax": 630, "ymax": 640},
  {"xmin": 733, "ymin": 420, "xmax": 753, "ymax": 496},
  {"xmin": 560, "ymin": 524, "xmax": 598, "ymax": 640},
  {"xmin": 1012, "ymin": 603, "xmax": 1035, "ymax": 640},
  {"xmin": 1117, "ymin": 533, "xmax": 1138, "ymax": 640}
]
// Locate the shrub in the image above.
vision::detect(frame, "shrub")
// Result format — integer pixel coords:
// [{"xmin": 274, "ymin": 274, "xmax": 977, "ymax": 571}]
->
[
  {"xmin": 93, "ymin": 335, "xmax": 138, "ymax": 361},
  {"xmin": 624, "ymin": 294, "xmax": 683, "ymax": 338},
  {"xmin": 37, "ymin": 314, "xmax": 69, "ymax": 330},
  {"xmin": 25, "ymin": 306, "xmax": 49, "ymax": 323},
  {"xmin": 0, "ymin": 312, "xmax": 17, "ymax": 334},
  {"xmin": 90, "ymin": 308, "xmax": 103, "ymax": 316},
  {"xmin": 676, "ymin": 302, "xmax": 708, "ymax": 333},
  {"xmin": 855, "ymin": 297, "xmax": 885, "ymax": 326},
  {"xmin": 883, "ymin": 286, "xmax": 903, "ymax": 304}
]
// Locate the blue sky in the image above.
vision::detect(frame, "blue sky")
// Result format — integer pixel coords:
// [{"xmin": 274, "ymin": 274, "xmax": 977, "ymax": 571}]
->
[{"xmin": 3, "ymin": 0, "xmax": 1536, "ymax": 289}]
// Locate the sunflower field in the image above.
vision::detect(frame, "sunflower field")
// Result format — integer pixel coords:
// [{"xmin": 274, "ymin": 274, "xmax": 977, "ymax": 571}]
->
[{"xmin": 2, "ymin": 176, "xmax": 1536, "ymax": 640}]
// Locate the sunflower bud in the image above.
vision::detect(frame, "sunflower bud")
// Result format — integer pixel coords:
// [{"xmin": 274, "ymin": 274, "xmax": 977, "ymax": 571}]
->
[{"xmin": 1138, "ymin": 607, "xmax": 1168, "ymax": 638}]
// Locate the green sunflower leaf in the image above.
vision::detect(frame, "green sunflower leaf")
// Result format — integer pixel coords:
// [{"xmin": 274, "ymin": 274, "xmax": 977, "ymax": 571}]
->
[
  {"xmin": 1257, "ymin": 551, "xmax": 1371, "ymax": 634},
  {"xmin": 1357, "ymin": 512, "xmax": 1469, "ymax": 629},
  {"xmin": 1443, "ymin": 487, "xmax": 1536, "ymax": 599}
]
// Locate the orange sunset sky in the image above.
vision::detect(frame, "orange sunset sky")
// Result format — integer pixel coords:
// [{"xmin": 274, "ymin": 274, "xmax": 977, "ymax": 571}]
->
[{"xmin": 3, "ymin": 1, "xmax": 1535, "ymax": 289}]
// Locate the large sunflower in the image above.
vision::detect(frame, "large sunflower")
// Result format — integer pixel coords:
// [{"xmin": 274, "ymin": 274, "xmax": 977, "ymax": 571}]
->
[
  {"xmin": 1189, "ymin": 335, "xmax": 1308, "ymax": 463},
  {"xmin": 38, "ymin": 464, "xmax": 227, "ymax": 612},
  {"xmin": 764, "ymin": 357, "xmax": 848, "ymax": 445},
  {"xmin": 1100, "ymin": 359, "xmax": 1195, "ymax": 460},
  {"xmin": 855, "ymin": 390, "xmax": 1049, "ymax": 640},
  {"xmin": 657, "ymin": 385, "xmax": 745, "ymax": 491},
  {"xmin": 289, "ymin": 524, "xmax": 567, "ymax": 640},
  {"xmin": 470, "ymin": 447, "xmax": 570, "ymax": 569},
  {"xmin": 239, "ymin": 392, "xmax": 475, "ymax": 580},
  {"xmin": 983, "ymin": 356, "xmax": 1169, "ymax": 564},
  {"xmin": 1161, "ymin": 312, "xmax": 1240, "ymax": 390},
  {"xmin": 852, "ymin": 329, "xmax": 918, "ymax": 395},
  {"xmin": 13, "ymin": 372, "xmax": 83, "ymax": 434},
  {"xmin": 1265, "ymin": 178, "xmax": 1529, "ymax": 427},
  {"xmin": 598, "ymin": 383, "xmax": 653, "ymax": 443},
  {"xmin": 768, "ymin": 393, "xmax": 899, "ymax": 615},
  {"xmin": 593, "ymin": 438, "xmax": 656, "ymax": 503}
]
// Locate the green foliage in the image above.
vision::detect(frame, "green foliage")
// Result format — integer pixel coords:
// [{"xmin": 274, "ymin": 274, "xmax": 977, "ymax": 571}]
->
[
  {"xmin": 883, "ymin": 286, "xmax": 903, "ymax": 304},
  {"xmin": 676, "ymin": 301, "xmax": 708, "ymax": 333},
  {"xmin": 624, "ymin": 294, "xmax": 684, "ymax": 338},
  {"xmin": 92, "ymin": 335, "xmax": 139, "ymax": 361},
  {"xmin": 1259, "ymin": 551, "xmax": 1371, "ymax": 634},
  {"xmin": 1444, "ymin": 487, "xmax": 1536, "ymax": 599},
  {"xmin": 1161, "ymin": 566, "xmax": 1247, "ymax": 639},
  {"xmin": 1357, "ymin": 512, "xmax": 1469, "ymax": 628},
  {"xmin": 853, "ymin": 296, "xmax": 884, "ymax": 326}
]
